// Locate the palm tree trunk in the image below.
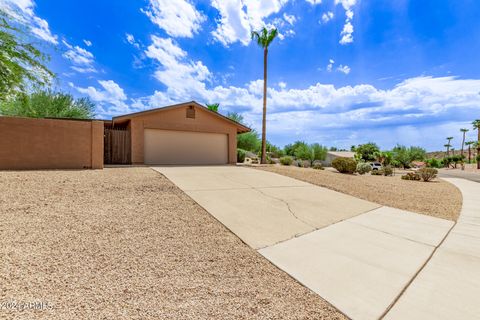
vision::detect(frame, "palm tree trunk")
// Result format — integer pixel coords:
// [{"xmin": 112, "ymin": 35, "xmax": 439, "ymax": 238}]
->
[
  {"xmin": 461, "ymin": 133, "xmax": 466, "ymax": 157},
  {"xmin": 468, "ymin": 146, "xmax": 471, "ymax": 163},
  {"xmin": 261, "ymin": 48, "xmax": 268, "ymax": 164}
]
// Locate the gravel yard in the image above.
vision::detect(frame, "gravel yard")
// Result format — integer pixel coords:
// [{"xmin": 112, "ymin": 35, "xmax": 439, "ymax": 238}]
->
[
  {"xmin": 258, "ymin": 165, "xmax": 462, "ymax": 221},
  {"xmin": 0, "ymin": 167, "xmax": 345, "ymax": 320}
]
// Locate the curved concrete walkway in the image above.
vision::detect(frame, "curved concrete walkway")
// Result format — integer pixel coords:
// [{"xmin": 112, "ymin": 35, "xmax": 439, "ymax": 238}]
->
[
  {"xmin": 153, "ymin": 166, "xmax": 462, "ymax": 320},
  {"xmin": 384, "ymin": 178, "xmax": 480, "ymax": 320}
]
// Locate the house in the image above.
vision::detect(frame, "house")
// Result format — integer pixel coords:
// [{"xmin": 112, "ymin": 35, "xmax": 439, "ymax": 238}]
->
[
  {"xmin": 106, "ymin": 101, "xmax": 250, "ymax": 165},
  {"xmin": 322, "ymin": 151, "xmax": 356, "ymax": 167},
  {"xmin": 0, "ymin": 101, "xmax": 250, "ymax": 170}
]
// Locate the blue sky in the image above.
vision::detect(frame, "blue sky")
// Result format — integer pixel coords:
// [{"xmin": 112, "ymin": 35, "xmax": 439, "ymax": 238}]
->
[{"xmin": 2, "ymin": 0, "xmax": 480, "ymax": 151}]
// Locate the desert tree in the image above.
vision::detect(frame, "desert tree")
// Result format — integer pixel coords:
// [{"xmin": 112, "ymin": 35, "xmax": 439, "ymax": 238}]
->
[{"xmin": 473, "ymin": 120, "xmax": 480, "ymax": 169}]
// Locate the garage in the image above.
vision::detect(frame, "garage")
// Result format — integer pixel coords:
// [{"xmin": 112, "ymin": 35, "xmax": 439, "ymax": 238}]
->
[
  {"xmin": 144, "ymin": 129, "xmax": 228, "ymax": 165},
  {"xmin": 108, "ymin": 101, "xmax": 250, "ymax": 166}
]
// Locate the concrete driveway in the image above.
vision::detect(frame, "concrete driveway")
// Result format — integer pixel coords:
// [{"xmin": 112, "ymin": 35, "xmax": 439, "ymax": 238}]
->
[
  {"xmin": 152, "ymin": 166, "xmax": 455, "ymax": 320},
  {"xmin": 153, "ymin": 166, "xmax": 379, "ymax": 249}
]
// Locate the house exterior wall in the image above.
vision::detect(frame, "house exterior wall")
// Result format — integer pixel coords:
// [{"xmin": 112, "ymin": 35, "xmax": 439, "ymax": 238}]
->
[
  {"xmin": 0, "ymin": 117, "xmax": 104, "ymax": 170},
  {"xmin": 126, "ymin": 105, "xmax": 238, "ymax": 164}
]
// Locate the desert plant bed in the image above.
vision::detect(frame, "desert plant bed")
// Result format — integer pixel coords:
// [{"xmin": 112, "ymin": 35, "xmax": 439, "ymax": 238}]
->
[
  {"xmin": 0, "ymin": 167, "xmax": 346, "ymax": 320},
  {"xmin": 257, "ymin": 165, "xmax": 462, "ymax": 221}
]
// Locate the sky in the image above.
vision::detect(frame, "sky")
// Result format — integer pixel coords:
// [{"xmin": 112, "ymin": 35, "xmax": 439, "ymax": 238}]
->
[{"xmin": 1, "ymin": 0, "xmax": 480, "ymax": 151}]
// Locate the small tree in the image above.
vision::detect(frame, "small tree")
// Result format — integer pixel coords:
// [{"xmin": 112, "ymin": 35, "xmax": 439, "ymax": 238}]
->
[
  {"xmin": 355, "ymin": 143, "xmax": 380, "ymax": 162},
  {"xmin": 0, "ymin": 12, "xmax": 54, "ymax": 100},
  {"xmin": 237, "ymin": 130, "xmax": 261, "ymax": 152},
  {"xmin": 227, "ymin": 112, "xmax": 244, "ymax": 124},
  {"xmin": 0, "ymin": 90, "xmax": 95, "ymax": 119}
]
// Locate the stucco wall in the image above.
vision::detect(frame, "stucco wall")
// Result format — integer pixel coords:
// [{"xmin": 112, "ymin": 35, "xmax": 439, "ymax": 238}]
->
[
  {"xmin": 126, "ymin": 105, "xmax": 238, "ymax": 164},
  {"xmin": 0, "ymin": 117, "xmax": 104, "ymax": 170}
]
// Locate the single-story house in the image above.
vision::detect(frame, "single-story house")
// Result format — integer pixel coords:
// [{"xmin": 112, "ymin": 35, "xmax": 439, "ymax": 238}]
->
[
  {"xmin": 321, "ymin": 151, "xmax": 356, "ymax": 167},
  {"xmin": 0, "ymin": 101, "xmax": 250, "ymax": 170}
]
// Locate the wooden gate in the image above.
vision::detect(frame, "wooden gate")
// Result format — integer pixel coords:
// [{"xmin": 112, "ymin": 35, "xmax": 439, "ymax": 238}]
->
[{"xmin": 104, "ymin": 128, "xmax": 131, "ymax": 164}]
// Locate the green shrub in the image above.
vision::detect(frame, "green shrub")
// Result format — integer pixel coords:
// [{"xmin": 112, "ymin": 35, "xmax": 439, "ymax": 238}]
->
[
  {"xmin": 426, "ymin": 158, "xmax": 441, "ymax": 168},
  {"xmin": 356, "ymin": 162, "xmax": 372, "ymax": 175},
  {"xmin": 301, "ymin": 160, "xmax": 311, "ymax": 168},
  {"xmin": 401, "ymin": 172, "xmax": 421, "ymax": 181},
  {"xmin": 332, "ymin": 157, "xmax": 357, "ymax": 174},
  {"xmin": 381, "ymin": 165, "xmax": 394, "ymax": 176},
  {"xmin": 237, "ymin": 148, "xmax": 246, "ymax": 163},
  {"xmin": 279, "ymin": 156, "xmax": 293, "ymax": 166},
  {"xmin": 418, "ymin": 168, "xmax": 438, "ymax": 182},
  {"xmin": 476, "ymin": 154, "xmax": 480, "ymax": 162},
  {"xmin": 371, "ymin": 169, "xmax": 382, "ymax": 175}
]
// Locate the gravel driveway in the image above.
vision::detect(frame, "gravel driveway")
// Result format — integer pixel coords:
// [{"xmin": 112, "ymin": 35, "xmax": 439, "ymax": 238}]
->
[
  {"xmin": 258, "ymin": 166, "xmax": 462, "ymax": 221},
  {"xmin": 0, "ymin": 168, "xmax": 345, "ymax": 319}
]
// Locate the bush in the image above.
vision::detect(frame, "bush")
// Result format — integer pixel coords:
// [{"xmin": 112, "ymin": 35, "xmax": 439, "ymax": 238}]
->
[
  {"xmin": 476, "ymin": 154, "xmax": 480, "ymax": 162},
  {"xmin": 401, "ymin": 172, "xmax": 421, "ymax": 181},
  {"xmin": 301, "ymin": 160, "xmax": 311, "ymax": 168},
  {"xmin": 237, "ymin": 148, "xmax": 246, "ymax": 163},
  {"xmin": 332, "ymin": 157, "xmax": 357, "ymax": 174},
  {"xmin": 279, "ymin": 156, "xmax": 293, "ymax": 166},
  {"xmin": 381, "ymin": 165, "xmax": 394, "ymax": 176},
  {"xmin": 356, "ymin": 163, "xmax": 372, "ymax": 175},
  {"xmin": 418, "ymin": 168, "xmax": 438, "ymax": 182},
  {"xmin": 371, "ymin": 169, "xmax": 382, "ymax": 175},
  {"xmin": 426, "ymin": 158, "xmax": 441, "ymax": 168},
  {"xmin": 312, "ymin": 163, "xmax": 324, "ymax": 170}
]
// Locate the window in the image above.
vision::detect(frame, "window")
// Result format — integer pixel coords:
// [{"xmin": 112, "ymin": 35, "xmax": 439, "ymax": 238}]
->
[{"xmin": 186, "ymin": 106, "xmax": 195, "ymax": 119}]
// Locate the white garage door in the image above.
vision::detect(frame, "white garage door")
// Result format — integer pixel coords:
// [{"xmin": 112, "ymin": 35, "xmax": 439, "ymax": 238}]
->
[{"xmin": 144, "ymin": 129, "xmax": 228, "ymax": 165}]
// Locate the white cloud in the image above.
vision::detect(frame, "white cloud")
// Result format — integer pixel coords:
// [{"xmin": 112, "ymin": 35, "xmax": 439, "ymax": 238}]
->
[
  {"xmin": 335, "ymin": 0, "xmax": 356, "ymax": 45},
  {"xmin": 278, "ymin": 81, "xmax": 287, "ymax": 89},
  {"xmin": 125, "ymin": 33, "xmax": 140, "ymax": 48},
  {"xmin": 83, "ymin": 39, "xmax": 92, "ymax": 47},
  {"xmin": 0, "ymin": 0, "xmax": 58, "ymax": 44},
  {"xmin": 337, "ymin": 64, "xmax": 351, "ymax": 74},
  {"xmin": 211, "ymin": 0, "xmax": 289, "ymax": 46},
  {"xmin": 305, "ymin": 0, "xmax": 322, "ymax": 4},
  {"xmin": 326, "ymin": 59, "xmax": 335, "ymax": 72},
  {"xmin": 339, "ymin": 21, "xmax": 354, "ymax": 44},
  {"xmin": 143, "ymin": 0, "xmax": 205, "ymax": 38},
  {"xmin": 283, "ymin": 13, "xmax": 296, "ymax": 25},
  {"xmin": 62, "ymin": 42, "xmax": 97, "ymax": 73},
  {"xmin": 144, "ymin": 36, "xmax": 211, "ymax": 99},
  {"xmin": 321, "ymin": 11, "xmax": 334, "ymax": 24},
  {"xmin": 72, "ymin": 80, "xmax": 130, "ymax": 115}
]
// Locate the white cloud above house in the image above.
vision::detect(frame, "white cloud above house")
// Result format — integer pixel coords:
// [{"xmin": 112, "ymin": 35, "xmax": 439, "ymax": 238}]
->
[
  {"xmin": 62, "ymin": 41, "xmax": 97, "ymax": 73},
  {"xmin": 71, "ymin": 80, "xmax": 130, "ymax": 115},
  {"xmin": 143, "ymin": 0, "xmax": 205, "ymax": 38},
  {"xmin": 83, "ymin": 39, "xmax": 92, "ymax": 47},
  {"xmin": 210, "ymin": 0, "xmax": 289, "ymax": 46},
  {"xmin": 0, "ymin": 0, "xmax": 58, "ymax": 44}
]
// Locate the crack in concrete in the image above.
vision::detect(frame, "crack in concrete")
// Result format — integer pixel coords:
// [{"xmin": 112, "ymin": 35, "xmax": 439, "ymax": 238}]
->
[{"xmin": 252, "ymin": 187, "xmax": 316, "ymax": 229}]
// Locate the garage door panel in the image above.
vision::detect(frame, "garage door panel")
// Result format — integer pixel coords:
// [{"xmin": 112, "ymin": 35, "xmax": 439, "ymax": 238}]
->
[{"xmin": 144, "ymin": 129, "xmax": 228, "ymax": 165}]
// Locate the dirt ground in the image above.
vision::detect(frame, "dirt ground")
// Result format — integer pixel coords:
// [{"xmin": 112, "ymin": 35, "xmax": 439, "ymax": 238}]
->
[
  {"xmin": 258, "ymin": 165, "xmax": 462, "ymax": 221},
  {"xmin": 0, "ymin": 167, "xmax": 346, "ymax": 320}
]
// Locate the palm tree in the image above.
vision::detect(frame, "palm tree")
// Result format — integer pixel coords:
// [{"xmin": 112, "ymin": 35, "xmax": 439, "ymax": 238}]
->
[
  {"xmin": 473, "ymin": 120, "xmax": 480, "ymax": 169},
  {"xmin": 251, "ymin": 27, "xmax": 278, "ymax": 164},
  {"xmin": 445, "ymin": 137, "xmax": 454, "ymax": 156},
  {"xmin": 465, "ymin": 141, "xmax": 475, "ymax": 163},
  {"xmin": 206, "ymin": 103, "xmax": 219, "ymax": 112},
  {"xmin": 460, "ymin": 128, "xmax": 469, "ymax": 157},
  {"xmin": 444, "ymin": 144, "xmax": 451, "ymax": 157}
]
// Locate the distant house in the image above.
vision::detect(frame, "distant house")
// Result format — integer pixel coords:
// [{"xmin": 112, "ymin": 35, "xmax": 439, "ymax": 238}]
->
[{"xmin": 322, "ymin": 151, "xmax": 356, "ymax": 167}]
